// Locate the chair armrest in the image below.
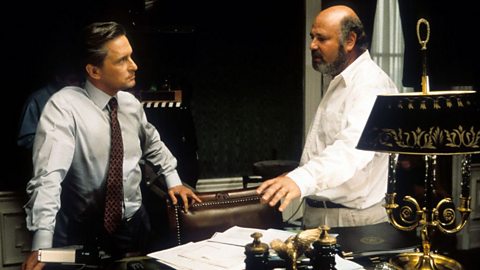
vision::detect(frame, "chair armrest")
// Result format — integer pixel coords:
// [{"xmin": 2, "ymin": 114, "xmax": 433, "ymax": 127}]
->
[{"xmin": 167, "ymin": 187, "xmax": 284, "ymax": 245}]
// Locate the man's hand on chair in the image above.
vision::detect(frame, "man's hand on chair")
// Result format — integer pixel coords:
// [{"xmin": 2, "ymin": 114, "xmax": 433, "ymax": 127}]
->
[
  {"xmin": 256, "ymin": 175, "xmax": 301, "ymax": 212},
  {"xmin": 168, "ymin": 185, "xmax": 202, "ymax": 212}
]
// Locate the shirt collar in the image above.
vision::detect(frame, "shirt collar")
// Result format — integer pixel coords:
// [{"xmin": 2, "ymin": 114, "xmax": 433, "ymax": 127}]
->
[
  {"xmin": 85, "ymin": 80, "xmax": 118, "ymax": 110},
  {"xmin": 336, "ymin": 50, "xmax": 371, "ymax": 88}
]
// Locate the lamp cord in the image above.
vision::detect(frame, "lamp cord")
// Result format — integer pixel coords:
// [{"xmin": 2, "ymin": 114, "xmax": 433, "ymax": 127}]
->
[{"xmin": 283, "ymin": 197, "xmax": 305, "ymax": 225}]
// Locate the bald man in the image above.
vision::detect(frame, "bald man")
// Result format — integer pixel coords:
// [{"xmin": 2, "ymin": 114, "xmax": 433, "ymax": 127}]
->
[{"xmin": 257, "ymin": 5, "xmax": 398, "ymax": 228}]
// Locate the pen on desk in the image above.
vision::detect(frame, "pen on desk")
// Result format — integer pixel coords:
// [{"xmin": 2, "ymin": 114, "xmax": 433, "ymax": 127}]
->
[{"xmin": 341, "ymin": 251, "xmax": 354, "ymax": 260}]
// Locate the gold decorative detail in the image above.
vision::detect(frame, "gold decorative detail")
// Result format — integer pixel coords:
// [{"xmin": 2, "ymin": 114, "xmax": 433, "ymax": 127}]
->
[
  {"xmin": 416, "ymin": 18, "xmax": 430, "ymax": 50},
  {"xmin": 400, "ymin": 205, "xmax": 415, "ymax": 223},
  {"xmin": 441, "ymin": 208, "xmax": 455, "ymax": 225},
  {"xmin": 420, "ymin": 100, "xmax": 427, "ymax": 110},
  {"xmin": 446, "ymin": 99, "xmax": 453, "ymax": 108},
  {"xmin": 360, "ymin": 236, "xmax": 385, "ymax": 245},
  {"xmin": 394, "ymin": 96, "xmax": 472, "ymax": 111},
  {"xmin": 445, "ymin": 126, "xmax": 480, "ymax": 148},
  {"xmin": 379, "ymin": 126, "xmax": 480, "ymax": 150},
  {"xmin": 270, "ymin": 227, "xmax": 321, "ymax": 270},
  {"xmin": 385, "ymin": 155, "xmax": 472, "ymax": 270}
]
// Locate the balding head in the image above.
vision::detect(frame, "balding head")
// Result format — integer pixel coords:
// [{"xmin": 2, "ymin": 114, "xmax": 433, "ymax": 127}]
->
[
  {"xmin": 315, "ymin": 5, "xmax": 367, "ymax": 51},
  {"xmin": 319, "ymin": 5, "xmax": 359, "ymax": 25},
  {"xmin": 310, "ymin": 5, "xmax": 368, "ymax": 75}
]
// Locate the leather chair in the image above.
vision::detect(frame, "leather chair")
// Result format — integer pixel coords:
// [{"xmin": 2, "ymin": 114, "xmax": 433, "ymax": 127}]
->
[
  {"xmin": 165, "ymin": 187, "xmax": 284, "ymax": 245},
  {"xmin": 141, "ymin": 162, "xmax": 284, "ymax": 251}
]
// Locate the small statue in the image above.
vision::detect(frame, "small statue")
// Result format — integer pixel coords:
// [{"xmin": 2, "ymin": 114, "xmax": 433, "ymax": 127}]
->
[{"xmin": 270, "ymin": 226, "xmax": 322, "ymax": 270}]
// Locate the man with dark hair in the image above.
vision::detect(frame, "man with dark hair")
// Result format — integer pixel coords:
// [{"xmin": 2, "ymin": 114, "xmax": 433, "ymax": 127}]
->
[
  {"xmin": 257, "ymin": 5, "xmax": 398, "ymax": 228},
  {"xmin": 22, "ymin": 21, "xmax": 200, "ymax": 270}
]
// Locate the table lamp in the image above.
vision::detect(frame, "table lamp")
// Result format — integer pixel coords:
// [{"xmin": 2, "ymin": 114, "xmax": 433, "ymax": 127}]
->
[{"xmin": 356, "ymin": 19, "xmax": 480, "ymax": 270}]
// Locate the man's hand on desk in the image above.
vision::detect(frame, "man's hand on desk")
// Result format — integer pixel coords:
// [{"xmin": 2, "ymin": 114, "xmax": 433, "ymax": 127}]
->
[
  {"xmin": 256, "ymin": 175, "xmax": 301, "ymax": 212},
  {"xmin": 22, "ymin": 251, "xmax": 45, "ymax": 270}
]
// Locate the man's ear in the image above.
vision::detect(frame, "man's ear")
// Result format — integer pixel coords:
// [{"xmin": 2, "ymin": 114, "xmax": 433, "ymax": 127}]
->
[
  {"xmin": 85, "ymin": 64, "xmax": 101, "ymax": 80},
  {"xmin": 344, "ymin": 31, "xmax": 357, "ymax": 52}
]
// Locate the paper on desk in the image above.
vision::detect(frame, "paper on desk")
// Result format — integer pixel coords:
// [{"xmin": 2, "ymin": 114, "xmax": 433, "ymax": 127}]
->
[
  {"xmin": 179, "ymin": 241, "xmax": 245, "ymax": 269},
  {"xmin": 208, "ymin": 225, "xmax": 296, "ymax": 246},
  {"xmin": 148, "ymin": 240, "xmax": 245, "ymax": 270},
  {"xmin": 149, "ymin": 244, "xmax": 363, "ymax": 270},
  {"xmin": 335, "ymin": 254, "xmax": 365, "ymax": 270},
  {"xmin": 148, "ymin": 226, "xmax": 364, "ymax": 270}
]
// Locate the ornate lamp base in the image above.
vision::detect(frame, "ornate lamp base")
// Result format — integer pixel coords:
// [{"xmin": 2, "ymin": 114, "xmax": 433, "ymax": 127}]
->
[{"xmin": 389, "ymin": 252, "xmax": 463, "ymax": 270}]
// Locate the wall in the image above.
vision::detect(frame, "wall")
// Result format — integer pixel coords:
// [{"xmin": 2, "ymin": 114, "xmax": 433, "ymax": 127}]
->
[
  {"xmin": 3, "ymin": 0, "xmax": 305, "ymax": 189},
  {"xmin": 399, "ymin": 0, "xmax": 479, "ymax": 90}
]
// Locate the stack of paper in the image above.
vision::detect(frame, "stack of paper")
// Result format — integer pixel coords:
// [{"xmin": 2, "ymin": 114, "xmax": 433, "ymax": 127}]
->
[
  {"xmin": 147, "ymin": 226, "xmax": 364, "ymax": 270},
  {"xmin": 148, "ymin": 240, "xmax": 245, "ymax": 270}
]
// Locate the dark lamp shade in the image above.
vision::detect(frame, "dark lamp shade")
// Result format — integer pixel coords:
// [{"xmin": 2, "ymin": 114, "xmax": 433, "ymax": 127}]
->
[{"xmin": 356, "ymin": 90, "xmax": 480, "ymax": 155}]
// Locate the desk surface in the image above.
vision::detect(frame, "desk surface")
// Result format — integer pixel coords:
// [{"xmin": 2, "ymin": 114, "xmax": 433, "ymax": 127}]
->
[
  {"xmin": 46, "ymin": 222, "xmax": 478, "ymax": 269},
  {"xmin": 102, "ymin": 257, "xmax": 174, "ymax": 270},
  {"xmin": 329, "ymin": 222, "xmax": 419, "ymax": 255},
  {"xmin": 130, "ymin": 222, "xmax": 419, "ymax": 270}
]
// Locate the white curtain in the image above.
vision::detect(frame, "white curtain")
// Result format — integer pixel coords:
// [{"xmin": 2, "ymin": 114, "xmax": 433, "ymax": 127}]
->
[{"xmin": 370, "ymin": 0, "xmax": 412, "ymax": 93}]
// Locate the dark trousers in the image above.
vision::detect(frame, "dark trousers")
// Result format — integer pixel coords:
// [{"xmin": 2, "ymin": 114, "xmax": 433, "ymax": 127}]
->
[{"xmin": 52, "ymin": 205, "xmax": 151, "ymax": 261}]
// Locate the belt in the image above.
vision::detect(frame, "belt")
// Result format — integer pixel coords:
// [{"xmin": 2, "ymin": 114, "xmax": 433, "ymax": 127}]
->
[{"xmin": 305, "ymin": 197, "xmax": 347, "ymax": 208}]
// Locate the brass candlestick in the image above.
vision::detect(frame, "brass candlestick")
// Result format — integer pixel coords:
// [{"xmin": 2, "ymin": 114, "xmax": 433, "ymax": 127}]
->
[
  {"xmin": 385, "ymin": 154, "xmax": 471, "ymax": 270},
  {"xmin": 356, "ymin": 18, "xmax": 480, "ymax": 270}
]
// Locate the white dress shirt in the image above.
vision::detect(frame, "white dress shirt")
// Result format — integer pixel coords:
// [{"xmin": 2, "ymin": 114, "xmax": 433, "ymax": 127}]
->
[
  {"xmin": 24, "ymin": 80, "xmax": 182, "ymax": 250},
  {"xmin": 17, "ymin": 83, "xmax": 59, "ymax": 149},
  {"xmin": 287, "ymin": 50, "xmax": 398, "ymax": 209}
]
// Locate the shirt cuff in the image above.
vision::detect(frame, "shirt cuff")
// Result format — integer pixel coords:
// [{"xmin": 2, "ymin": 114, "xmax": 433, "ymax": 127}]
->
[
  {"xmin": 287, "ymin": 167, "xmax": 320, "ymax": 198},
  {"xmin": 164, "ymin": 170, "xmax": 182, "ymax": 188},
  {"xmin": 31, "ymin": 229, "xmax": 53, "ymax": 251}
]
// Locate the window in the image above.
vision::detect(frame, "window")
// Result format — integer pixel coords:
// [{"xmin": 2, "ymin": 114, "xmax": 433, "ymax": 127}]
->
[{"xmin": 370, "ymin": 0, "xmax": 412, "ymax": 93}]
